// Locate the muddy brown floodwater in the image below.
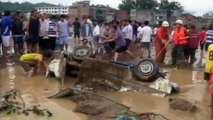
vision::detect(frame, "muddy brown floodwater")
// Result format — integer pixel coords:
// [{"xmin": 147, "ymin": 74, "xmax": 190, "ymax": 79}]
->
[
  {"xmin": 0, "ymin": 62, "xmax": 87, "ymax": 120},
  {"xmin": 0, "ymin": 43, "xmax": 211, "ymax": 120}
]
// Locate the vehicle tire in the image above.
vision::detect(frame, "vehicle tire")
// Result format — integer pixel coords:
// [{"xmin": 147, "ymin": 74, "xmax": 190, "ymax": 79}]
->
[
  {"xmin": 72, "ymin": 46, "xmax": 93, "ymax": 63},
  {"xmin": 133, "ymin": 59, "xmax": 159, "ymax": 82}
]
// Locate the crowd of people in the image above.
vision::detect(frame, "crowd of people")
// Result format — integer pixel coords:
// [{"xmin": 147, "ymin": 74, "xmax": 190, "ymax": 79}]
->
[{"xmin": 1, "ymin": 9, "xmax": 213, "ymax": 76}]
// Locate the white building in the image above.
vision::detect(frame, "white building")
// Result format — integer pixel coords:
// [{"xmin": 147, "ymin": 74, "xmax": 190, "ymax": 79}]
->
[{"xmin": 36, "ymin": 6, "xmax": 69, "ymax": 15}]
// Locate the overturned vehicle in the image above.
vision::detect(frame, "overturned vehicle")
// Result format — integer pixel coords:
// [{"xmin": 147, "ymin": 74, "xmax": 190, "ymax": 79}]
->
[
  {"xmin": 47, "ymin": 46, "xmax": 160, "ymax": 83},
  {"xmin": 46, "ymin": 46, "xmax": 179, "ymax": 94}
]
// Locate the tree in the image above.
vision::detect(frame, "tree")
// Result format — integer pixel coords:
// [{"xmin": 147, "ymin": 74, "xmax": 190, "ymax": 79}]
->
[
  {"xmin": 159, "ymin": 0, "xmax": 183, "ymax": 21},
  {"xmin": 118, "ymin": 0, "xmax": 158, "ymax": 13},
  {"xmin": 118, "ymin": 0, "xmax": 136, "ymax": 13},
  {"xmin": 135, "ymin": 0, "xmax": 158, "ymax": 10}
]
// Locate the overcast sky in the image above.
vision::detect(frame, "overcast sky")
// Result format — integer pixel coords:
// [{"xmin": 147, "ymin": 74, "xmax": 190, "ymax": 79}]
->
[{"xmin": 3, "ymin": 0, "xmax": 213, "ymax": 16}]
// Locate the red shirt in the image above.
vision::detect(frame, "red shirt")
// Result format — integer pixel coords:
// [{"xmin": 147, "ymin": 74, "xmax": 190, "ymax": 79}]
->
[
  {"xmin": 199, "ymin": 31, "xmax": 206, "ymax": 42},
  {"xmin": 155, "ymin": 27, "xmax": 169, "ymax": 42}
]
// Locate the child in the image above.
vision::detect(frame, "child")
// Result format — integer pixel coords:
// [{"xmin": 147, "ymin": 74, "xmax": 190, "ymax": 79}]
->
[{"xmin": 20, "ymin": 53, "xmax": 46, "ymax": 76}]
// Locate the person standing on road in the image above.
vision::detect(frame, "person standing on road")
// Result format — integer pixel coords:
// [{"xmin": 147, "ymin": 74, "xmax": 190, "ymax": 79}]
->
[
  {"xmin": 1, "ymin": 10, "xmax": 13, "ymax": 58},
  {"xmin": 197, "ymin": 27, "xmax": 206, "ymax": 66},
  {"xmin": 93, "ymin": 21, "xmax": 102, "ymax": 55},
  {"xmin": 81, "ymin": 16, "xmax": 93, "ymax": 48},
  {"xmin": 58, "ymin": 14, "xmax": 70, "ymax": 51},
  {"xmin": 204, "ymin": 26, "xmax": 213, "ymax": 51},
  {"xmin": 132, "ymin": 21, "xmax": 138, "ymax": 42},
  {"xmin": 39, "ymin": 13, "xmax": 48, "ymax": 52},
  {"xmin": 12, "ymin": 11, "xmax": 24, "ymax": 55},
  {"xmin": 46, "ymin": 15, "xmax": 57, "ymax": 51},
  {"xmin": 73, "ymin": 18, "xmax": 81, "ymax": 44},
  {"xmin": 93, "ymin": 21, "xmax": 101, "ymax": 43},
  {"xmin": 122, "ymin": 20, "xmax": 135, "ymax": 59},
  {"xmin": 136, "ymin": 22, "xmax": 142, "ymax": 42},
  {"xmin": 27, "ymin": 10, "xmax": 40, "ymax": 53},
  {"xmin": 171, "ymin": 19, "xmax": 188, "ymax": 66},
  {"xmin": 185, "ymin": 25, "xmax": 199, "ymax": 64},
  {"xmin": 0, "ymin": 14, "xmax": 2, "ymax": 56},
  {"xmin": 138, "ymin": 21, "xmax": 153, "ymax": 58},
  {"xmin": 155, "ymin": 21, "xmax": 170, "ymax": 64}
]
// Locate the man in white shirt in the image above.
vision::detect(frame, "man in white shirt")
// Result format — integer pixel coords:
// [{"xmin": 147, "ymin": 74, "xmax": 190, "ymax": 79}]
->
[
  {"xmin": 121, "ymin": 20, "xmax": 135, "ymax": 58},
  {"xmin": 137, "ymin": 22, "xmax": 142, "ymax": 43},
  {"xmin": 93, "ymin": 21, "xmax": 101, "ymax": 41},
  {"xmin": 139, "ymin": 21, "xmax": 152, "ymax": 58},
  {"xmin": 93, "ymin": 21, "xmax": 102, "ymax": 55},
  {"xmin": 39, "ymin": 13, "xmax": 48, "ymax": 51}
]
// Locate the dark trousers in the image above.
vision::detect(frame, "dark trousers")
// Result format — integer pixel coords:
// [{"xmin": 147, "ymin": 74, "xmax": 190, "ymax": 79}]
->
[
  {"xmin": 49, "ymin": 37, "xmax": 56, "ymax": 51},
  {"xmin": 74, "ymin": 31, "xmax": 80, "ymax": 39},
  {"xmin": 171, "ymin": 45, "xmax": 185, "ymax": 64},
  {"xmin": 39, "ymin": 37, "xmax": 56, "ymax": 51},
  {"xmin": 184, "ymin": 48, "xmax": 196, "ymax": 64},
  {"xmin": 39, "ymin": 37, "xmax": 45, "ymax": 49}
]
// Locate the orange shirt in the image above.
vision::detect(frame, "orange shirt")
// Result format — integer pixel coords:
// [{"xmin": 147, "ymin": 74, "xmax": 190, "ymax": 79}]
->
[{"xmin": 155, "ymin": 27, "xmax": 169, "ymax": 42}]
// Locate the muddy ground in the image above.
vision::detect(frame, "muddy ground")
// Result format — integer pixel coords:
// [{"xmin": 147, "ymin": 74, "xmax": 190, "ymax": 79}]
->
[{"xmin": 0, "ymin": 40, "xmax": 211, "ymax": 120}]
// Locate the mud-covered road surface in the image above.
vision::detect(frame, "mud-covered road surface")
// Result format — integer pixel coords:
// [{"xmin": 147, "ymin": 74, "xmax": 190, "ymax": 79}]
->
[{"xmin": 0, "ymin": 42, "xmax": 211, "ymax": 120}]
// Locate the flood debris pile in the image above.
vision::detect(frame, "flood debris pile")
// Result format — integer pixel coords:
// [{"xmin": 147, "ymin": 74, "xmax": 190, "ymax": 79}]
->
[
  {"xmin": 49, "ymin": 86, "xmax": 169, "ymax": 120},
  {"xmin": 71, "ymin": 92, "xmax": 169, "ymax": 120},
  {"xmin": 0, "ymin": 89, "xmax": 52, "ymax": 117}
]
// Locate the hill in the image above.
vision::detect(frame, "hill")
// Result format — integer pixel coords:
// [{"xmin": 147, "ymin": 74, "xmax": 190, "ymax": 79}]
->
[{"xmin": 0, "ymin": 1, "xmax": 57, "ymax": 13}]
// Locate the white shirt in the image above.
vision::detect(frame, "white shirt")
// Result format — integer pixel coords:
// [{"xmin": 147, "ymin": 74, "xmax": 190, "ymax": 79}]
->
[
  {"xmin": 85, "ymin": 24, "xmax": 89, "ymax": 37},
  {"xmin": 39, "ymin": 19, "xmax": 48, "ymax": 37},
  {"xmin": 153, "ymin": 27, "xmax": 158, "ymax": 35},
  {"xmin": 93, "ymin": 25, "xmax": 100, "ymax": 37},
  {"xmin": 139, "ymin": 26, "xmax": 153, "ymax": 42},
  {"xmin": 137, "ymin": 26, "xmax": 142, "ymax": 38},
  {"xmin": 122, "ymin": 24, "xmax": 133, "ymax": 40}
]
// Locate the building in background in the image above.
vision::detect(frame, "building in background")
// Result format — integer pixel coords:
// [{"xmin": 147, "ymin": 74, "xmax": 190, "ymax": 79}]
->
[
  {"xmin": 115, "ymin": 10, "xmax": 129, "ymax": 21},
  {"xmin": 36, "ymin": 6, "xmax": 69, "ymax": 15},
  {"xmin": 130, "ymin": 9, "xmax": 167, "ymax": 26},
  {"xmin": 69, "ymin": 0, "xmax": 90, "ymax": 23},
  {"xmin": 90, "ymin": 4, "xmax": 116, "ymax": 22},
  {"xmin": 180, "ymin": 13, "xmax": 197, "ymax": 26}
]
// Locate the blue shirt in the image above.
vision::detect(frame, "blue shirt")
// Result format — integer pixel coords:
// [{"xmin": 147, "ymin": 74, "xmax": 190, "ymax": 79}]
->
[
  {"xmin": 1, "ymin": 16, "xmax": 13, "ymax": 36},
  {"xmin": 206, "ymin": 30, "xmax": 213, "ymax": 43},
  {"xmin": 58, "ymin": 20, "xmax": 69, "ymax": 37}
]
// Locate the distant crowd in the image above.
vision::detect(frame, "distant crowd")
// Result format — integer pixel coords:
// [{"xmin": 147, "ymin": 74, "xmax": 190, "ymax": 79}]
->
[{"xmin": 0, "ymin": 9, "xmax": 213, "ymax": 66}]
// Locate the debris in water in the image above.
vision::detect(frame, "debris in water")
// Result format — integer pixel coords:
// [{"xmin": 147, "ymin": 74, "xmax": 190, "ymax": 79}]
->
[
  {"xmin": 169, "ymin": 98, "xmax": 198, "ymax": 112},
  {"xmin": 149, "ymin": 78, "xmax": 180, "ymax": 95},
  {"xmin": 115, "ymin": 115, "xmax": 137, "ymax": 120},
  {"xmin": 151, "ymin": 93, "xmax": 166, "ymax": 97},
  {"xmin": 119, "ymin": 87, "xmax": 132, "ymax": 92},
  {"xmin": 46, "ymin": 59, "xmax": 61, "ymax": 79},
  {"xmin": 48, "ymin": 85, "xmax": 93, "ymax": 98}
]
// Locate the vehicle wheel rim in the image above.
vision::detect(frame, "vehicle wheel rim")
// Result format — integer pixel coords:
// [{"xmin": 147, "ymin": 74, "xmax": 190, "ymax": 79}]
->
[
  {"xmin": 138, "ymin": 61, "xmax": 154, "ymax": 75},
  {"xmin": 75, "ymin": 48, "xmax": 89, "ymax": 57}
]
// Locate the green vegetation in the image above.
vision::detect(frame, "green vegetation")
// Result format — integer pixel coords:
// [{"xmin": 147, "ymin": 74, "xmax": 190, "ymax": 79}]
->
[
  {"xmin": 0, "ymin": 89, "xmax": 53, "ymax": 117},
  {"xmin": 118, "ymin": 0, "xmax": 183, "ymax": 14}
]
